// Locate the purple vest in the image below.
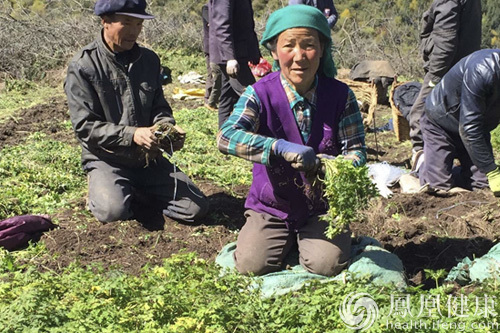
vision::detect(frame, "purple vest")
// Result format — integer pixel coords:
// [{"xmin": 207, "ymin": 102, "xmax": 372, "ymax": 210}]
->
[{"xmin": 245, "ymin": 71, "xmax": 348, "ymax": 230}]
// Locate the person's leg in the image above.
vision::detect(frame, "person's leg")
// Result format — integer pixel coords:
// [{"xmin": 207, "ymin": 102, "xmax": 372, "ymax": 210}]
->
[
  {"xmin": 470, "ymin": 133, "xmax": 491, "ymax": 190},
  {"xmin": 218, "ymin": 61, "xmax": 256, "ymax": 128},
  {"xmin": 469, "ymin": 165, "xmax": 489, "ymax": 190},
  {"xmin": 455, "ymin": 142, "xmax": 489, "ymax": 190},
  {"xmin": 135, "ymin": 157, "xmax": 209, "ymax": 223},
  {"xmin": 409, "ymin": 72, "xmax": 433, "ymax": 153},
  {"xmin": 234, "ymin": 210, "xmax": 295, "ymax": 276},
  {"xmin": 228, "ymin": 61, "xmax": 255, "ymax": 96},
  {"xmin": 204, "ymin": 53, "xmax": 213, "ymax": 106},
  {"xmin": 85, "ymin": 161, "xmax": 134, "ymax": 222},
  {"xmin": 218, "ymin": 64, "xmax": 239, "ymax": 128},
  {"xmin": 208, "ymin": 62, "xmax": 222, "ymax": 107},
  {"xmin": 419, "ymin": 114, "xmax": 456, "ymax": 190},
  {"xmin": 297, "ymin": 216, "xmax": 351, "ymax": 277}
]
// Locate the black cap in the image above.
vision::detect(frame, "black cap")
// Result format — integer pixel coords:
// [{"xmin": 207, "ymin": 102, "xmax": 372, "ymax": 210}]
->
[{"xmin": 94, "ymin": 0, "xmax": 154, "ymax": 19}]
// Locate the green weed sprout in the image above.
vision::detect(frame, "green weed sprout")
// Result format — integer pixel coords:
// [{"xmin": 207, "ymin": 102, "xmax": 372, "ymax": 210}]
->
[
  {"xmin": 424, "ymin": 268, "xmax": 447, "ymax": 289},
  {"xmin": 318, "ymin": 157, "xmax": 378, "ymax": 239}
]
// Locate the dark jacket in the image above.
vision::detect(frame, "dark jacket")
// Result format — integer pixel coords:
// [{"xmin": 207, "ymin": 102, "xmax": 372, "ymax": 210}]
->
[
  {"xmin": 64, "ymin": 31, "xmax": 174, "ymax": 168},
  {"xmin": 202, "ymin": 3, "xmax": 209, "ymax": 54},
  {"xmin": 425, "ymin": 49, "xmax": 500, "ymax": 174},
  {"xmin": 288, "ymin": 0, "xmax": 338, "ymax": 29},
  {"xmin": 420, "ymin": 0, "xmax": 482, "ymax": 83},
  {"xmin": 208, "ymin": 0, "xmax": 260, "ymax": 64}
]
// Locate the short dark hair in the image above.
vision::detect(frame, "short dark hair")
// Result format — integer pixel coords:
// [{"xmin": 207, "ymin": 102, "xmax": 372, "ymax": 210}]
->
[{"xmin": 266, "ymin": 37, "xmax": 279, "ymax": 53}]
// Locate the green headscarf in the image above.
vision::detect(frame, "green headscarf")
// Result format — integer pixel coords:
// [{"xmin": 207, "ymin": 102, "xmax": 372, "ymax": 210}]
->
[{"xmin": 260, "ymin": 4, "xmax": 337, "ymax": 78}]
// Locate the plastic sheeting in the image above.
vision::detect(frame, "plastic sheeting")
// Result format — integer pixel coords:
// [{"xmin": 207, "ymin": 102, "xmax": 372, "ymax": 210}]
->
[
  {"xmin": 368, "ymin": 162, "xmax": 408, "ymax": 198},
  {"xmin": 216, "ymin": 236, "xmax": 407, "ymax": 298},
  {"xmin": 171, "ymin": 87, "xmax": 205, "ymax": 100},
  {"xmin": 446, "ymin": 243, "xmax": 500, "ymax": 285},
  {"xmin": 177, "ymin": 71, "xmax": 205, "ymax": 85}
]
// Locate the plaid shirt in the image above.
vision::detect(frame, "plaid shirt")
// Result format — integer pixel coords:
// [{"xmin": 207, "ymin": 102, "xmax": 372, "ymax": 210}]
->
[{"xmin": 217, "ymin": 74, "xmax": 366, "ymax": 167}]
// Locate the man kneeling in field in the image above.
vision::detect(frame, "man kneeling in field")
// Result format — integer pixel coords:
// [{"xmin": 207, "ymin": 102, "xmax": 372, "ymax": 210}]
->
[
  {"xmin": 64, "ymin": 0, "xmax": 208, "ymax": 223},
  {"xmin": 419, "ymin": 49, "xmax": 500, "ymax": 196}
]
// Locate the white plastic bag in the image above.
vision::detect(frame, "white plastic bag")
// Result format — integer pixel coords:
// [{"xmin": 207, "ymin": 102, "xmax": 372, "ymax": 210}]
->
[{"xmin": 368, "ymin": 162, "xmax": 408, "ymax": 198}]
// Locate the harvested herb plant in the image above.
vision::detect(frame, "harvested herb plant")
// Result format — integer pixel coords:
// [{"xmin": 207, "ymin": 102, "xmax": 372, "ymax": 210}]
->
[{"xmin": 318, "ymin": 157, "xmax": 378, "ymax": 239}]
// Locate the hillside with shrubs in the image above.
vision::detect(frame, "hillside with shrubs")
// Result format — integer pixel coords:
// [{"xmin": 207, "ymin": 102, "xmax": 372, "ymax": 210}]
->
[{"xmin": 1, "ymin": 0, "xmax": 499, "ymax": 84}]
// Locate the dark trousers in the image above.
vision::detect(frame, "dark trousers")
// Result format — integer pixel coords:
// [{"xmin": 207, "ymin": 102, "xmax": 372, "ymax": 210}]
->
[
  {"xmin": 409, "ymin": 72, "xmax": 433, "ymax": 152},
  {"xmin": 234, "ymin": 210, "xmax": 351, "ymax": 277},
  {"xmin": 84, "ymin": 157, "xmax": 209, "ymax": 223},
  {"xmin": 218, "ymin": 60, "xmax": 255, "ymax": 128},
  {"xmin": 420, "ymin": 113, "xmax": 488, "ymax": 191},
  {"xmin": 204, "ymin": 53, "xmax": 222, "ymax": 107}
]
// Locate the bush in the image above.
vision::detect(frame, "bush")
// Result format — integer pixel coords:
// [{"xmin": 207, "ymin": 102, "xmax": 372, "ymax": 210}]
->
[
  {"xmin": 1, "ymin": 0, "xmax": 498, "ymax": 82},
  {"xmin": 0, "ymin": 1, "xmax": 98, "ymax": 81}
]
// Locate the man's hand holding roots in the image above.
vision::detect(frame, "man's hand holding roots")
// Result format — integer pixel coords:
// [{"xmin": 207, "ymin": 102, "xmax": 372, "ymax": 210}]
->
[
  {"xmin": 153, "ymin": 122, "xmax": 186, "ymax": 155},
  {"xmin": 134, "ymin": 123, "xmax": 186, "ymax": 164},
  {"xmin": 134, "ymin": 126, "xmax": 161, "ymax": 161}
]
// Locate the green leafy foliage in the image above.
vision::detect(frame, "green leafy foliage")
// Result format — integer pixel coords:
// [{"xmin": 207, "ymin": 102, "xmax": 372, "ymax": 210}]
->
[
  {"xmin": 424, "ymin": 268, "xmax": 447, "ymax": 289},
  {"xmin": 1, "ymin": 250, "xmax": 500, "ymax": 332},
  {"xmin": 0, "ymin": 133, "xmax": 85, "ymax": 217},
  {"xmin": 491, "ymin": 126, "xmax": 500, "ymax": 162},
  {"xmin": 172, "ymin": 107, "xmax": 253, "ymax": 193},
  {"xmin": 482, "ymin": 0, "xmax": 500, "ymax": 48},
  {"xmin": 4, "ymin": 78, "xmax": 36, "ymax": 92},
  {"xmin": 0, "ymin": 113, "xmax": 498, "ymax": 331},
  {"xmin": 155, "ymin": 49, "xmax": 206, "ymax": 79},
  {"xmin": 319, "ymin": 157, "xmax": 378, "ymax": 238}
]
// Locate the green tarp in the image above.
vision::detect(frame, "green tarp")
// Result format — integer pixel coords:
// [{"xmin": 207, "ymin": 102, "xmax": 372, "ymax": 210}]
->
[
  {"xmin": 446, "ymin": 243, "xmax": 500, "ymax": 285},
  {"xmin": 216, "ymin": 236, "xmax": 407, "ymax": 298}
]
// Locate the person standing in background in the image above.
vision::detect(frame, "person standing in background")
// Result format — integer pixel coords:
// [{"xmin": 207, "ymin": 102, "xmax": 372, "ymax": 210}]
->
[
  {"xmin": 288, "ymin": 0, "xmax": 339, "ymax": 29},
  {"xmin": 208, "ymin": 0, "xmax": 261, "ymax": 128},
  {"xmin": 407, "ymin": 0, "xmax": 482, "ymax": 172},
  {"xmin": 202, "ymin": 3, "xmax": 221, "ymax": 111}
]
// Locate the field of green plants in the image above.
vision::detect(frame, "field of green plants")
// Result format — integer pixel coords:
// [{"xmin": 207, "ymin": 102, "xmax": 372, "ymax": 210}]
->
[
  {"xmin": 1, "ymin": 0, "xmax": 500, "ymax": 332},
  {"xmin": 2, "ymin": 73, "xmax": 500, "ymax": 332}
]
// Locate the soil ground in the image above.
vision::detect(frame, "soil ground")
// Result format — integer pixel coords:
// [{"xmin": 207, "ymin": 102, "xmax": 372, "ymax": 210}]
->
[{"xmin": 2, "ymin": 94, "xmax": 499, "ymax": 289}]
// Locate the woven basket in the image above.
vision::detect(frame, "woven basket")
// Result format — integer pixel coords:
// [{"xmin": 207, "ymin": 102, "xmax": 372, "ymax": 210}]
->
[
  {"xmin": 338, "ymin": 78, "xmax": 378, "ymax": 126},
  {"xmin": 389, "ymin": 81, "xmax": 411, "ymax": 141}
]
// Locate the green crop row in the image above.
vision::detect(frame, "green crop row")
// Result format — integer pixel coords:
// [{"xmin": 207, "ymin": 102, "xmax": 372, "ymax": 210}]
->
[
  {"xmin": 1, "ymin": 249, "xmax": 500, "ymax": 332},
  {"xmin": 0, "ymin": 110, "xmax": 499, "ymax": 331}
]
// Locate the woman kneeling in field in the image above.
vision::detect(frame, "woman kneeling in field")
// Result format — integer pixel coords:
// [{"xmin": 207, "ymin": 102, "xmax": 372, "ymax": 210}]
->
[{"xmin": 217, "ymin": 5, "xmax": 366, "ymax": 276}]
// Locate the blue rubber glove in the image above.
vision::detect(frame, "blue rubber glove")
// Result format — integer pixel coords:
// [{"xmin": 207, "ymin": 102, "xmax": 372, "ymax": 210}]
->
[
  {"xmin": 487, "ymin": 167, "xmax": 500, "ymax": 197},
  {"xmin": 273, "ymin": 139, "xmax": 317, "ymax": 171}
]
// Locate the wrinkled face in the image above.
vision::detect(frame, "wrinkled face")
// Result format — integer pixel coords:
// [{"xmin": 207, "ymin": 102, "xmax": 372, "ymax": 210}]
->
[
  {"xmin": 272, "ymin": 28, "xmax": 323, "ymax": 95},
  {"xmin": 102, "ymin": 14, "xmax": 144, "ymax": 52}
]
